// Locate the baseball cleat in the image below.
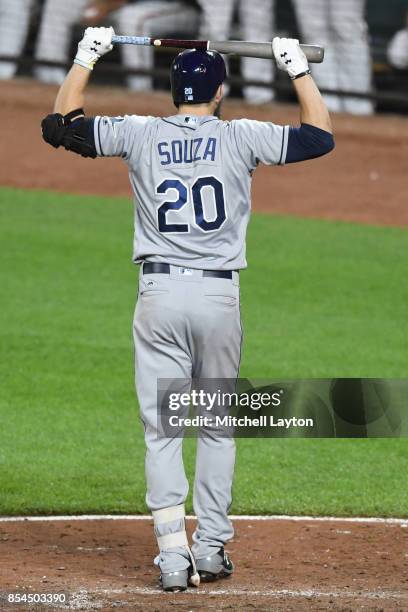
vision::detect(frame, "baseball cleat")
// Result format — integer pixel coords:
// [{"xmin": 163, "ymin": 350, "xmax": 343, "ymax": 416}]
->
[
  {"xmin": 160, "ymin": 564, "xmax": 200, "ymax": 592},
  {"xmin": 160, "ymin": 569, "xmax": 189, "ymax": 592},
  {"xmin": 195, "ymin": 547, "xmax": 234, "ymax": 582}
]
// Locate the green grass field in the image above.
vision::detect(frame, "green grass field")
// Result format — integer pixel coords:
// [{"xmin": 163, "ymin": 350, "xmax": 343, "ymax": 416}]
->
[{"xmin": 1, "ymin": 186, "xmax": 407, "ymax": 516}]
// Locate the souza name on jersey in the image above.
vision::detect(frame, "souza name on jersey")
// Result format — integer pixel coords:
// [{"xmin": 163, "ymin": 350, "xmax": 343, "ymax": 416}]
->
[{"xmin": 157, "ymin": 138, "xmax": 217, "ymax": 166}]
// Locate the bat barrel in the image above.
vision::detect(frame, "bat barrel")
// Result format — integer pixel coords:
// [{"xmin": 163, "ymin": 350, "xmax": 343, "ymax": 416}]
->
[
  {"xmin": 210, "ymin": 41, "xmax": 324, "ymax": 63},
  {"xmin": 303, "ymin": 44, "xmax": 324, "ymax": 63}
]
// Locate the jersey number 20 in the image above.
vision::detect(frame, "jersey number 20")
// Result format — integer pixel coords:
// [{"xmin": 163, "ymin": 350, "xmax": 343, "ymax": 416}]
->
[{"xmin": 157, "ymin": 176, "xmax": 226, "ymax": 233}]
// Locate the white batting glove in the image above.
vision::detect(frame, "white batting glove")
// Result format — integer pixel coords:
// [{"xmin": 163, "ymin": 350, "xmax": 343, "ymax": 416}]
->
[
  {"xmin": 74, "ymin": 26, "xmax": 114, "ymax": 71},
  {"xmin": 272, "ymin": 37, "xmax": 310, "ymax": 80}
]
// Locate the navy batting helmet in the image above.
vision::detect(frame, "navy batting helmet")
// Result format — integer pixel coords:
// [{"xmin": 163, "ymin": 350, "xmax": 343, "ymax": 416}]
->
[{"xmin": 170, "ymin": 49, "xmax": 227, "ymax": 107}]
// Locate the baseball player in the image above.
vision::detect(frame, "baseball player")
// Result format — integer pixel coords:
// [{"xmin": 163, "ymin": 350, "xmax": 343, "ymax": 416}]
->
[
  {"xmin": 0, "ymin": 0, "xmax": 36, "ymax": 80},
  {"xmin": 41, "ymin": 26, "xmax": 334, "ymax": 592},
  {"xmin": 83, "ymin": 0, "xmax": 201, "ymax": 92},
  {"xmin": 292, "ymin": 0, "xmax": 373, "ymax": 115},
  {"xmin": 34, "ymin": 0, "xmax": 90, "ymax": 84},
  {"xmin": 112, "ymin": 0, "xmax": 200, "ymax": 92},
  {"xmin": 0, "ymin": 0, "xmax": 90, "ymax": 85},
  {"xmin": 387, "ymin": 11, "xmax": 408, "ymax": 70},
  {"xmin": 198, "ymin": 0, "xmax": 276, "ymax": 104}
]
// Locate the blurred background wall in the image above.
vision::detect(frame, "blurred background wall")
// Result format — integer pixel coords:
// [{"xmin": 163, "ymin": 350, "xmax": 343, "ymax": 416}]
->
[{"xmin": 0, "ymin": 0, "xmax": 407, "ymax": 114}]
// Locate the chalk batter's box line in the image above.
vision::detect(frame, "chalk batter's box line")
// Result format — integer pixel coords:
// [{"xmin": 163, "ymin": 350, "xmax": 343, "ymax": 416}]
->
[
  {"xmin": 83, "ymin": 585, "xmax": 408, "ymax": 600},
  {"xmin": 0, "ymin": 514, "xmax": 407, "ymax": 525}
]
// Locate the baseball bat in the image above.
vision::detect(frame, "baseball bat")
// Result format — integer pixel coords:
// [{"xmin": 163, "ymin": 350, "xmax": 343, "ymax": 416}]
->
[{"xmin": 111, "ymin": 36, "xmax": 324, "ymax": 63}]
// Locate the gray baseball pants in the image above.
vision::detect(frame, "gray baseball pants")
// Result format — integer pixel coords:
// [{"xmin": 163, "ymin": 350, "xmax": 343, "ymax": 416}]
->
[{"xmin": 133, "ymin": 263, "xmax": 242, "ymax": 573}]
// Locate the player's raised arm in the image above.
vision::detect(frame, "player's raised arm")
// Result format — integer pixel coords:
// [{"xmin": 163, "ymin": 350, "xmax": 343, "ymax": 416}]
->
[
  {"xmin": 53, "ymin": 64, "xmax": 92, "ymax": 117},
  {"xmin": 55, "ymin": 26, "xmax": 114, "ymax": 114},
  {"xmin": 272, "ymin": 37, "xmax": 335, "ymax": 164},
  {"xmin": 41, "ymin": 27, "xmax": 114, "ymax": 157}
]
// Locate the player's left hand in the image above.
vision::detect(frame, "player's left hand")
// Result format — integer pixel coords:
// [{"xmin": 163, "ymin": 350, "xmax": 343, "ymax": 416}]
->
[
  {"xmin": 74, "ymin": 26, "xmax": 115, "ymax": 71},
  {"xmin": 272, "ymin": 37, "xmax": 310, "ymax": 80}
]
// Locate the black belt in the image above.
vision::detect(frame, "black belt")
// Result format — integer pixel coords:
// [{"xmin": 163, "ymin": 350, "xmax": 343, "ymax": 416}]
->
[{"xmin": 143, "ymin": 262, "xmax": 235, "ymax": 279}]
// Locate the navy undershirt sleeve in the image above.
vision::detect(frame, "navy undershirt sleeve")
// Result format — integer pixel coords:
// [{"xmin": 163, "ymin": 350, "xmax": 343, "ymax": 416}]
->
[
  {"xmin": 286, "ymin": 123, "xmax": 335, "ymax": 164},
  {"xmin": 68, "ymin": 117, "xmax": 96, "ymax": 144},
  {"xmin": 64, "ymin": 117, "xmax": 97, "ymax": 158}
]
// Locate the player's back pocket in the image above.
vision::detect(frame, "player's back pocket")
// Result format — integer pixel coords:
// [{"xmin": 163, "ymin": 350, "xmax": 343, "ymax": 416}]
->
[
  {"xmin": 140, "ymin": 289, "xmax": 169, "ymax": 297},
  {"xmin": 204, "ymin": 294, "xmax": 237, "ymax": 306},
  {"xmin": 139, "ymin": 275, "xmax": 170, "ymax": 297}
]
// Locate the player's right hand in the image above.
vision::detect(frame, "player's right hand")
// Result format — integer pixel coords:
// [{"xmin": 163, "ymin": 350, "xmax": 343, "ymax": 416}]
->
[
  {"xmin": 74, "ymin": 26, "xmax": 114, "ymax": 71},
  {"xmin": 272, "ymin": 37, "xmax": 310, "ymax": 80}
]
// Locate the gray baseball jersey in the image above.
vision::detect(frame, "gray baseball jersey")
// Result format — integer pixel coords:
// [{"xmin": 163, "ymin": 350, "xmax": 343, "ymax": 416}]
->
[
  {"xmin": 93, "ymin": 114, "xmax": 289, "ymax": 270},
  {"xmin": 93, "ymin": 111, "xmax": 288, "ymax": 573}
]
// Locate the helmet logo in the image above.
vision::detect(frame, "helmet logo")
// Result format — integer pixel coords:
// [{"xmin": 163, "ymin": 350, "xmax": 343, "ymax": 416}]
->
[{"xmin": 184, "ymin": 87, "xmax": 194, "ymax": 101}]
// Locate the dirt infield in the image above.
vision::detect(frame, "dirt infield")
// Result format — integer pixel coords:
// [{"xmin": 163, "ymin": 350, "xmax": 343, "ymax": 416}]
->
[
  {"xmin": 0, "ymin": 517, "xmax": 407, "ymax": 611},
  {"xmin": 2, "ymin": 78, "xmax": 408, "ymax": 227}
]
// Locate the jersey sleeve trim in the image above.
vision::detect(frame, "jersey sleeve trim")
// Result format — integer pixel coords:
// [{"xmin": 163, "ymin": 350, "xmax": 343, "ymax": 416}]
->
[
  {"xmin": 279, "ymin": 125, "xmax": 290, "ymax": 165},
  {"xmin": 94, "ymin": 116, "xmax": 104, "ymax": 156}
]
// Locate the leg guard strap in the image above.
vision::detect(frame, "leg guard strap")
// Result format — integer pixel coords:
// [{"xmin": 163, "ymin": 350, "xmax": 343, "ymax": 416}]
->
[
  {"xmin": 152, "ymin": 503, "xmax": 185, "ymax": 526},
  {"xmin": 157, "ymin": 531, "xmax": 188, "ymax": 550}
]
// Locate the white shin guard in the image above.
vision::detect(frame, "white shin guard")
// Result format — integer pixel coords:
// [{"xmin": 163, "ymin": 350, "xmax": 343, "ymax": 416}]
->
[{"xmin": 152, "ymin": 504, "xmax": 200, "ymax": 586}]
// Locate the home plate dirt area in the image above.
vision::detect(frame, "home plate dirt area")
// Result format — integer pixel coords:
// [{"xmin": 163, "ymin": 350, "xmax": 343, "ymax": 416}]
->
[{"xmin": 0, "ymin": 516, "xmax": 407, "ymax": 611}]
